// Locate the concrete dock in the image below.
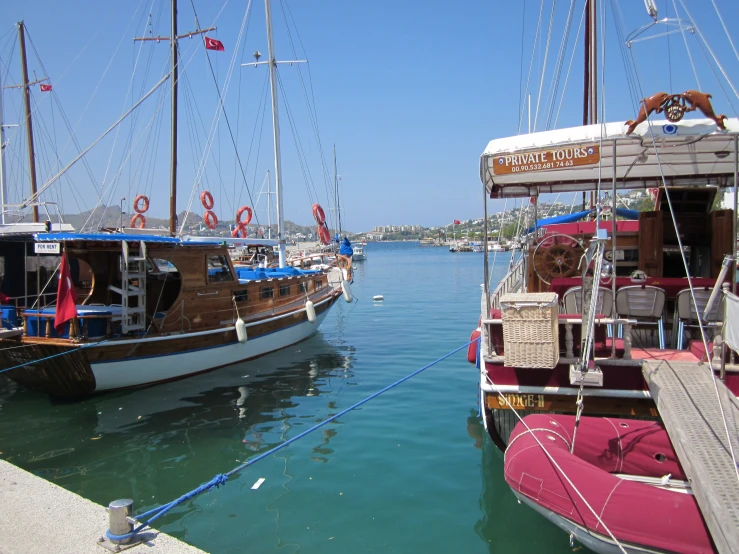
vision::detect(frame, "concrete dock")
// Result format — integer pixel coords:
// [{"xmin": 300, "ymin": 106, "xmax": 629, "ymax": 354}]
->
[{"xmin": 0, "ymin": 459, "xmax": 207, "ymax": 554}]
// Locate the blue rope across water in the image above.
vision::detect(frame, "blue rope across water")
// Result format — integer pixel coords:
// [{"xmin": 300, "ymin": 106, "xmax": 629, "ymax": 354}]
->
[
  {"xmin": 114, "ymin": 338, "xmax": 480, "ymax": 539},
  {"xmin": 0, "ymin": 338, "xmax": 113, "ymax": 375}
]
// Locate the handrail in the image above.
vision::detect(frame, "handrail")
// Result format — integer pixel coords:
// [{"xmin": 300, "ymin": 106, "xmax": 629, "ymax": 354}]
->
[{"xmin": 489, "ymin": 257, "xmax": 526, "ymax": 311}]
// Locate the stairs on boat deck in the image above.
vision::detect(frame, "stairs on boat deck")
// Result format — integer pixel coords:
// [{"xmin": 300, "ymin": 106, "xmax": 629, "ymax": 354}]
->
[
  {"xmin": 642, "ymin": 360, "xmax": 739, "ymax": 554},
  {"xmin": 109, "ymin": 240, "xmax": 147, "ymax": 334}
]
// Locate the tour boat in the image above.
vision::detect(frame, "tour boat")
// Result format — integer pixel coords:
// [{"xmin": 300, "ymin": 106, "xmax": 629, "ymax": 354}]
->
[
  {"xmin": 0, "ymin": 3, "xmax": 350, "ymax": 397},
  {"xmin": 352, "ymin": 242, "xmax": 367, "ymax": 261}
]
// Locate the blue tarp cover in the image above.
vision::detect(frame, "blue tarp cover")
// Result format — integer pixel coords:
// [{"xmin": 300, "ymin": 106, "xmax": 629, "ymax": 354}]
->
[
  {"xmin": 235, "ymin": 266, "xmax": 320, "ymax": 281},
  {"xmin": 34, "ymin": 232, "xmax": 222, "ymax": 245},
  {"xmin": 339, "ymin": 237, "xmax": 353, "ymax": 257},
  {"xmin": 526, "ymin": 207, "xmax": 640, "ymax": 233}
]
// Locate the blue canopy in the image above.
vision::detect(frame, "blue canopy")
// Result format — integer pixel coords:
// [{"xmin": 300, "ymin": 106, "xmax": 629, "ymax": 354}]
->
[
  {"xmin": 34, "ymin": 232, "xmax": 223, "ymax": 245},
  {"xmin": 339, "ymin": 237, "xmax": 353, "ymax": 257},
  {"xmin": 526, "ymin": 207, "xmax": 640, "ymax": 233}
]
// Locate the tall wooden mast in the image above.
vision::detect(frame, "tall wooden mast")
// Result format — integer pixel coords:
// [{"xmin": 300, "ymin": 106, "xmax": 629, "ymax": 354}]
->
[
  {"xmin": 169, "ymin": 0, "xmax": 178, "ymax": 235},
  {"xmin": 17, "ymin": 21, "xmax": 39, "ymax": 223}
]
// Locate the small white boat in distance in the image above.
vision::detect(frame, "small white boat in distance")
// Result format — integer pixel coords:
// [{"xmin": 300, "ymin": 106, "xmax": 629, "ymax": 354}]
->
[
  {"xmin": 373, "ymin": 295, "xmax": 384, "ymax": 301},
  {"xmin": 353, "ymin": 242, "xmax": 367, "ymax": 261}
]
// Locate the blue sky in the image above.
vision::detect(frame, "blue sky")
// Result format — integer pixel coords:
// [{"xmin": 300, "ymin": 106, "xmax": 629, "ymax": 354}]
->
[{"xmin": 1, "ymin": 0, "xmax": 738, "ymax": 232}]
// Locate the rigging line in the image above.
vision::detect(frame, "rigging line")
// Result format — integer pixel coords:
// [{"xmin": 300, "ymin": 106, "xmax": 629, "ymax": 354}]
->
[
  {"xmin": 231, "ymin": 8, "xmax": 254, "ymax": 211},
  {"xmin": 276, "ymin": 72, "xmax": 319, "ymax": 206},
  {"xmin": 670, "ymin": 0, "xmax": 701, "ymax": 91},
  {"xmin": 709, "ymin": 0, "xmax": 739, "ymax": 64},
  {"xmin": 178, "ymin": 0, "xmax": 251, "ymax": 235},
  {"xmin": 666, "ymin": 0, "xmax": 673, "ymax": 92},
  {"xmin": 80, "ymin": 3, "xmax": 157, "ymax": 232},
  {"xmin": 690, "ymin": 26, "xmax": 739, "ymax": 117},
  {"xmin": 545, "ymin": 0, "xmax": 576, "ymax": 130},
  {"xmin": 518, "ymin": 0, "xmax": 545, "ymax": 134},
  {"xmin": 629, "ymin": 47, "xmax": 739, "ymax": 485},
  {"xmin": 481, "ymin": 369, "xmax": 629, "ymax": 553},
  {"xmin": 244, "ymin": 72, "xmax": 270, "ymax": 212},
  {"xmin": 517, "ymin": 0, "xmax": 528, "ymax": 135},
  {"xmin": 533, "ymin": 0, "xmax": 557, "ymax": 132},
  {"xmin": 677, "ymin": 0, "xmax": 739, "ymax": 101},
  {"xmin": 608, "ymin": 0, "xmax": 640, "ymax": 116}
]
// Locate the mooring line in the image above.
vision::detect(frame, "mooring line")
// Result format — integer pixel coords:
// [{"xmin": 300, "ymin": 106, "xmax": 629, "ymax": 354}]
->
[
  {"xmin": 0, "ymin": 338, "xmax": 113, "ymax": 375},
  {"xmin": 107, "ymin": 337, "xmax": 480, "ymax": 541}
]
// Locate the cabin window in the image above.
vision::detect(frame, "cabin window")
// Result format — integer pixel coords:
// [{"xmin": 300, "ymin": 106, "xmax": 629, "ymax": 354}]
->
[
  {"xmin": 299, "ymin": 282, "xmax": 308, "ymax": 294},
  {"xmin": 314, "ymin": 279, "xmax": 323, "ymax": 291},
  {"xmin": 207, "ymin": 255, "xmax": 233, "ymax": 283},
  {"xmin": 234, "ymin": 289, "xmax": 248, "ymax": 302},
  {"xmin": 260, "ymin": 286, "xmax": 274, "ymax": 299},
  {"xmin": 279, "ymin": 283, "xmax": 291, "ymax": 297}
]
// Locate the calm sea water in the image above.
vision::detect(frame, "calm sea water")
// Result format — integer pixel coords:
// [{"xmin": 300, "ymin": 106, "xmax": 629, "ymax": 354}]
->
[{"xmin": 0, "ymin": 242, "xmax": 582, "ymax": 553}]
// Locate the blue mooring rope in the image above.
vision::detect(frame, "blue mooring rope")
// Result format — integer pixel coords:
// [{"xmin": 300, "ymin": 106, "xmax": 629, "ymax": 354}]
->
[
  {"xmin": 0, "ymin": 338, "xmax": 113, "ymax": 375},
  {"xmin": 110, "ymin": 337, "xmax": 480, "ymax": 541}
]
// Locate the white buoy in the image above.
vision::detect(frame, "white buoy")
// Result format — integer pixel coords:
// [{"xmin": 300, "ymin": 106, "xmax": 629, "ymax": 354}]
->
[
  {"xmin": 373, "ymin": 295, "xmax": 384, "ymax": 301},
  {"xmin": 305, "ymin": 299, "xmax": 317, "ymax": 323},
  {"xmin": 235, "ymin": 318, "xmax": 248, "ymax": 343},
  {"xmin": 341, "ymin": 280, "xmax": 353, "ymax": 303}
]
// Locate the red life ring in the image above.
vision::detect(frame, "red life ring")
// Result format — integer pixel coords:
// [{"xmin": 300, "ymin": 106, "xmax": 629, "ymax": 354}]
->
[
  {"xmin": 130, "ymin": 213, "xmax": 146, "ymax": 228},
  {"xmin": 204, "ymin": 210, "xmax": 218, "ymax": 230},
  {"xmin": 318, "ymin": 224, "xmax": 331, "ymax": 245},
  {"xmin": 312, "ymin": 203, "xmax": 326, "ymax": 226},
  {"xmin": 133, "ymin": 195, "xmax": 149, "ymax": 214},
  {"xmin": 200, "ymin": 190, "xmax": 215, "ymax": 210},
  {"xmin": 236, "ymin": 206, "xmax": 252, "ymax": 226},
  {"xmin": 231, "ymin": 224, "xmax": 248, "ymax": 238}
]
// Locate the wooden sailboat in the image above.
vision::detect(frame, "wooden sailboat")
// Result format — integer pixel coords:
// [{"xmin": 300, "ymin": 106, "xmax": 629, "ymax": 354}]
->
[{"xmin": 0, "ymin": 2, "xmax": 347, "ymax": 397}]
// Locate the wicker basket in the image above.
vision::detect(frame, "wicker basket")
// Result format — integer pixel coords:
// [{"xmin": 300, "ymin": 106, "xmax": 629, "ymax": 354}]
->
[{"xmin": 500, "ymin": 292, "xmax": 559, "ymax": 369}]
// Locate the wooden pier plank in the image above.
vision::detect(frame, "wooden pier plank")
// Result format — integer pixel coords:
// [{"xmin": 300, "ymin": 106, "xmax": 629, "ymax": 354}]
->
[{"xmin": 642, "ymin": 360, "xmax": 739, "ymax": 554}]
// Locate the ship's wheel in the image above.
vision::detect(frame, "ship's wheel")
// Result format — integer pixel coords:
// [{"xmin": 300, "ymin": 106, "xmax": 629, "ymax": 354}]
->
[{"xmin": 532, "ymin": 233, "xmax": 585, "ymax": 284}]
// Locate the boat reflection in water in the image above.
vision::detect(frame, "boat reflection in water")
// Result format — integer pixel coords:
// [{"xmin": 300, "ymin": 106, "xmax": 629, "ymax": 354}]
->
[
  {"xmin": 467, "ymin": 412, "xmax": 579, "ymax": 554},
  {"xmin": 0, "ymin": 335, "xmax": 355, "ymax": 507}
]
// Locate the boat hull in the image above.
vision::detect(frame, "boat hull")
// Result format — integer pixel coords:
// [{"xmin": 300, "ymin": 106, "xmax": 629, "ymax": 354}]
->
[{"xmin": 3, "ymin": 293, "xmax": 339, "ymax": 397}]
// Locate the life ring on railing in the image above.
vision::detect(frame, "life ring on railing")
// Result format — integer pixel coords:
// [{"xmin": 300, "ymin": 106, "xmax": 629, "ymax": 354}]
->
[
  {"xmin": 133, "ymin": 195, "xmax": 149, "ymax": 214},
  {"xmin": 231, "ymin": 224, "xmax": 248, "ymax": 238},
  {"xmin": 200, "ymin": 190, "xmax": 215, "ymax": 210},
  {"xmin": 130, "ymin": 213, "xmax": 146, "ymax": 229},
  {"xmin": 236, "ymin": 205, "xmax": 253, "ymax": 226},
  {"xmin": 312, "ymin": 203, "xmax": 326, "ymax": 226},
  {"xmin": 204, "ymin": 210, "xmax": 218, "ymax": 230},
  {"xmin": 318, "ymin": 224, "xmax": 331, "ymax": 245}
]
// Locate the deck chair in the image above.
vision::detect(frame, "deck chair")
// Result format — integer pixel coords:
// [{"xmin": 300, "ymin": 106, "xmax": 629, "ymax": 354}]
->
[
  {"xmin": 673, "ymin": 287, "xmax": 723, "ymax": 349},
  {"xmin": 562, "ymin": 286, "xmax": 614, "ymax": 336},
  {"xmin": 615, "ymin": 285, "xmax": 667, "ymax": 349}
]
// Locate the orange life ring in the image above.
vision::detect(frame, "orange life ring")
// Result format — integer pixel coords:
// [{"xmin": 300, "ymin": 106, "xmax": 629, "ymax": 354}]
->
[
  {"xmin": 133, "ymin": 194, "xmax": 149, "ymax": 214},
  {"xmin": 231, "ymin": 224, "xmax": 248, "ymax": 238},
  {"xmin": 200, "ymin": 190, "xmax": 215, "ymax": 210},
  {"xmin": 236, "ymin": 205, "xmax": 253, "ymax": 226},
  {"xmin": 312, "ymin": 203, "xmax": 326, "ymax": 226},
  {"xmin": 318, "ymin": 224, "xmax": 331, "ymax": 245},
  {"xmin": 204, "ymin": 210, "xmax": 218, "ymax": 230},
  {"xmin": 130, "ymin": 213, "xmax": 146, "ymax": 228}
]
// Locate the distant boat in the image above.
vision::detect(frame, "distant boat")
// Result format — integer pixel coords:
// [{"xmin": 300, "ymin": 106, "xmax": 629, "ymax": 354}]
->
[{"xmin": 353, "ymin": 242, "xmax": 367, "ymax": 261}]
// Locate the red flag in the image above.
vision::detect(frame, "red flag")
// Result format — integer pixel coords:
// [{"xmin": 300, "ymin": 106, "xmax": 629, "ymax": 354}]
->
[
  {"xmin": 204, "ymin": 36, "xmax": 225, "ymax": 52},
  {"xmin": 453, "ymin": 219, "xmax": 461, "ymax": 225},
  {"xmin": 40, "ymin": 83, "xmax": 52, "ymax": 92},
  {"xmin": 55, "ymin": 253, "xmax": 78, "ymax": 332}
]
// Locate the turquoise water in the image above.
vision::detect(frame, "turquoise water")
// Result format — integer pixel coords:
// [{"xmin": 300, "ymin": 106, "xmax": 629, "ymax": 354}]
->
[{"xmin": 0, "ymin": 242, "xmax": 581, "ymax": 553}]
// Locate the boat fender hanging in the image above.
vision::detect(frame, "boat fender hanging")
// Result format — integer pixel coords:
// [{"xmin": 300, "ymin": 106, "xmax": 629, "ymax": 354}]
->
[
  {"xmin": 312, "ymin": 203, "xmax": 326, "ymax": 226},
  {"xmin": 133, "ymin": 195, "xmax": 150, "ymax": 214},
  {"xmin": 235, "ymin": 318, "xmax": 248, "ymax": 343},
  {"xmin": 200, "ymin": 190, "xmax": 215, "ymax": 210},
  {"xmin": 341, "ymin": 280, "xmax": 353, "ymax": 303},
  {"xmin": 318, "ymin": 225, "xmax": 331, "ymax": 246},
  {"xmin": 305, "ymin": 299, "xmax": 317, "ymax": 323},
  {"xmin": 130, "ymin": 213, "xmax": 146, "ymax": 229},
  {"xmin": 467, "ymin": 329, "xmax": 481, "ymax": 364},
  {"xmin": 204, "ymin": 210, "xmax": 218, "ymax": 230},
  {"xmin": 236, "ymin": 206, "xmax": 253, "ymax": 226}
]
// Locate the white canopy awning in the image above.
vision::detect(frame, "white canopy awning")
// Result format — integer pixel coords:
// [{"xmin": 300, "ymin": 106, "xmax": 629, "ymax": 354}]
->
[{"xmin": 480, "ymin": 118, "xmax": 739, "ymax": 198}]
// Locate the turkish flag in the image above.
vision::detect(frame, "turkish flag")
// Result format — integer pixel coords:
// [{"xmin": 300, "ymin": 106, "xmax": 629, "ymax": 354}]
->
[
  {"xmin": 40, "ymin": 83, "xmax": 52, "ymax": 92},
  {"xmin": 453, "ymin": 219, "xmax": 461, "ymax": 225},
  {"xmin": 204, "ymin": 36, "xmax": 225, "ymax": 52},
  {"xmin": 55, "ymin": 252, "xmax": 78, "ymax": 332}
]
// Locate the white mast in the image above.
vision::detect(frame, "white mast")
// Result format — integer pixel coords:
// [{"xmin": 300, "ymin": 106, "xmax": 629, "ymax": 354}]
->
[
  {"xmin": 264, "ymin": 0, "xmax": 286, "ymax": 267},
  {"xmin": 0, "ymin": 70, "xmax": 7, "ymax": 225}
]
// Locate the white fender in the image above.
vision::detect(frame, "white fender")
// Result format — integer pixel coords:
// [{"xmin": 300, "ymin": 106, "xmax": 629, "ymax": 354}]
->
[
  {"xmin": 341, "ymin": 280, "xmax": 353, "ymax": 303},
  {"xmin": 305, "ymin": 299, "xmax": 317, "ymax": 323},
  {"xmin": 235, "ymin": 318, "xmax": 248, "ymax": 343}
]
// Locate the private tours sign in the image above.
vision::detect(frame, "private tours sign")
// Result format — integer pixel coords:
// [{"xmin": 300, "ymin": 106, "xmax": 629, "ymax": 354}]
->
[{"xmin": 492, "ymin": 144, "xmax": 600, "ymax": 175}]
